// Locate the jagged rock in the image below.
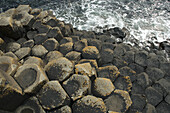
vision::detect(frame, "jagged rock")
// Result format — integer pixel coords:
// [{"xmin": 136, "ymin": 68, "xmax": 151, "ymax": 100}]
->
[
  {"xmin": 106, "ymin": 27, "xmax": 126, "ymax": 39},
  {"xmin": 15, "ymin": 96, "xmax": 46, "ymax": 113},
  {"xmin": 156, "ymin": 101, "xmax": 170, "ymax": 113},
  {"xmin": 129, "ymin": 63, "xmax": 145, "ymax": 74},
  {"xmin": 15, "ymin": 47, "xmax": 31, "ymax": 60},
  {"xmin": 47, "ymin": 105, "xmax": 72, "ymax": 113},
  {"xmin": 27, "ymin": 31, "xmax": 37, "ymax": 40},
  {"xmin": 22, "ymin": 39, "xmax": 34, "ymax": 48},
  {"xmin": 0, "ymin": 69, "xmax": 28, "ymax": 111},
  {"xmin": 74, "ymin": 39, "xmax": 88, "ymax": 52},
  {"xmin": 102, "ymin": 42, "xmax": 115, "ymax": 50},
  {"xmin": 113, "ymin": 75, "xmax": 132, "ymax": 92},
  {"xmin": 87, "ymin": 39, "xmax": 102, "ymax": 51},
  {"xmin": 130, "ymin": 94, "xmax": 147, "ymax": 111},
  {"xmin": 131, "ymin": 81, "xmax": 145, "ymax": 94},
  {"xmin": 143, "ymin": 103, "xmax": 157, "ymax": 113},
  {"xmin": 47, "ymin": 27, "xmax": 64, "ymax": 42},
  {"xmin": 104, "ymin": 90, "xmax": 132, "ymax": 112},
  {"xmin": 112, "ymin": 57, "xmax": 128, "ymax": 69},
  {"xmin": 63, "ymin": 74, "xmax": 90, "ymax": 101},
  {"xmin": 146, "ymin": 67, "xmax": 165, "ymax": 83},
  {"xmin": 37, "ymin": 81, "xmax": 70, "ymax": 110},
  {"xmin": 44, "ymin": 51, "xmax": 63, "ymax": 64},
  {"xmin": 34, "ymin": 33, "xmax": 48, "ymax": 45},
  {"xmin": 32, "ymin": 45, "xmax": 48, "ymax": 58},
  {"xmin": 60, "ymin": 37, "xmax": 73, "ymax": 45},
  {"xmin": 0, "ymin": 56, "xmax": 20, "ymax": 76},
  {"xmin": 99, "ymin": 48, "xmax": 114, "ymax": 65},
  {"xmin": 119, "ymin": 66, "xmax": 136, "ymax": 82},
  {"xmin": 72, "ymin": 95, "xmax": 107, "ymax": 113},
  {"xmin": 59, "ymin": 42, "xmax": 73, "ymax": 55},
  {"xmin": 24, "ymin": 56, "xmax": 44, "ymax": 67},
  {"xmin": 136, "ymin": 72, "xmax": 150, "ymax": 88},
  {"xmin": 123, "ymin": 51, "xmax": 135, "ymax": 64},
  {"xmin": 82, "ymin": 46, "xmax": 100, "ymax": 59},
  {"xmin": 14, "ymin": 64, "xmax": 49, "ymax": 94},
  {"xmin": 145, "ymin": 87, "xmax": 163, "ymax": 106},
  {"xmin": 134, "ymin": 50, "xmax": 148, "ymax": 67},
  {"xmin": 65, "ymin": 51, "xmax": 81, "ymax": 63},
  {"xmin": 75, "ymin": 63, "xmax": 92, "ymax": 77},
  {"xmin": 165, "ymin": 94, "xmax": 170, "ymax": 105},
  {"xmin": 43, "ymin": 17, "xmax": 60, "ymax": 27},
  {"xmin": 43, "ymin": 38, "xmax": 59, "ymax": 51},
  {"xmin": 3, "ymin": 52, "xmax": 18, "ymax": 60},
  {"xmin": 92, "ymin": 77, "xmax": 115, "ymax": 97},
  {"xmin": 45, "ymin": 57, "xmax": 74, "ymax": 81},
  {"xmin": 6, "ymin": 42, "xmax": 21, "ymax": 53},
  {"xmin": 97, "ymin": 66, "xmax": 120, "ymax": 82}
]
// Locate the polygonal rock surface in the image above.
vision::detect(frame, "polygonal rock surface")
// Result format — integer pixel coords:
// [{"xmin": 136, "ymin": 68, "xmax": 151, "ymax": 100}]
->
[
  {"xmin": 59, "ymin": 42, "xmax": 73, "ymax": 55},
  {"xmin": 72, "ymin": 95, "xmax": 107, "ymax": 113},
  {"xmin": 156, "ymin": 78, "xmax": 170, "ymax": 94},
  {"xmin": 0, "ymin": 56, "xmax": 20, "ymax": 76},
  {"xmin": 156, "ymin": 101, "xmax": 170, "ymax": 113},
  {"xmin": 113, "ymin": 75, "xmax": 132, "ymax": 92},
  {"xmin": 112, "ymin": 57, "xmax": 128, "ymax": 69},
  {"xmin": 129, "ymin": 63, "xmax": 145, "ymax": 74},
  {"xmin": 47, "ymin": 105, "xmax": 72, "ymax": 113},
  {"xmin": 82, "ymin": 46, "xmax": 100, "ymax": 59},
  {"xmin": 74, "ymin": 39, "xmax": 88, "ymax": 52},
  {"xmin": 15, "ymin": 47, "xmax": 31, "ymax": 60},
  {"xmin": 131, "ymin": 81, "xmax": 145, "ymax": 94},
  {"xmin": 113, "ymin": 44, "xmax": 126, "ymax": 58},
  {"xmin": 45, "ymin": 57, "xmax": 74, "ymax": 81},
  {"xmin": 87, "ymin": 39, "xmax": 102, "ymax": 51},
  {"xmin": 24, "ymin": 56, "xmax": 44, "ymax": 67},
  {"xmin": 136, "ymin": 72, "xmax": 150, "ymax": 88},
  {"xmin": 15, "ymin": 96, "xmax": 46, "ymax": 113},
  {"xmin": 60, "ymin": 37, "xmax": 73, "ymax": 45},
  {"xmin": 47, "ymin": 27, "xmax": 64, "ymax": 42},
  {"xmin": 22, "ymin": 39, "xmax": 35, "ymax": 48},
  {"xmin": 37, "ymin": 81, "xmax": 70, "ymax": 110},
  {"xmin": 99, "ymin": 49, "xmax": 114, "ymax": 65},
  {"xmin": 123, "ymin": 51, "xmax": 135, "ymax": 64},
  {"xmin": 63, "ymin": 74, "xmax": 90, "ymax": 101},
  {"xmin": 92, "ymin": 77, "xmax": 115, "ymax": 97},
  {"xmin": 6, "ymin": 42, "xmax": 21, "ymax": 52},
  {"xmin": 27, "ymin": 31, "xmax": 37, "ymax": 40},
  {"xmin": 165, "ymin": 94, "xmax": 170, "ymax": 105},
  {"xmin": 97, "ymin": 66, "xmax": 120, "ymax": 82},
  {"xmin": 43, "ymin": 38, "xmax": 59, "ymax": 51},
  {"xmin": 143, "ymin": 103, "xmax": 157, "ymax": 113},
  {"xmin": 3, "ymin": 52, "xmax": 18, "ymax": 60},
  {"xmin": 65, "ymin": 51, "xmax": 81, "ymax": 63},
  {"xmin": 78, "ymin": 59, "xmax": 98, "ymax": 69},
  {"xmin": 104, "ymin": 90, "xmax": 132, "ymax": 112},
  {"xmin": 75, "ymin": 63, "xmax": 92, "ymax": 77},
  {"xmin": 145, "ymin": 87, "xmax": 163, "ymax": 106},
  {"xmin": 119, "ymin": 66, "xmax": 136, "ymax": 82},
  {"xmin": 134, "ymin": 50, "xmax": 148, "ymax": 67},
  {"xmin": 44, "ymin": 51, "xmax": 63, "ymax": 64},
  {"xmin": 0, "ymin": 69, "xmax": 27, "ymax": 111},
  {"xmin": 34, "ymin": 33, "xmax": 48, "ymax": 45},
  {"xmin": 32, "ymin": 45, "xmax": 48, "ymax": 58},
  {"xmin": 14, "ymin": 64, "xmax": 49, "ymax": 94}
]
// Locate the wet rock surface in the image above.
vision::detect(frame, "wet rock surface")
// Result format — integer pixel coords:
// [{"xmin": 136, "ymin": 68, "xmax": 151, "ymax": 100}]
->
[{"xmin": 0, "ymin": 5, "xmax": 170, "ymax": 113}]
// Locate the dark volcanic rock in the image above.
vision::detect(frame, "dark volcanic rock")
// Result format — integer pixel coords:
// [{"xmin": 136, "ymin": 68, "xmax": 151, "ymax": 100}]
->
[
  {"xmin": 44, "ymin": 51, "xmax": 63, "ymax": 64},
  {"xmin": 32, "ymin": 45, "xmax": 48, "ymax": 58},
  {"xmin": 59, "ymin": 42, "xmax": 73, "ymax": 55},
  {"xmin": 47, "ymin": 105, "xmax": 72, "ymax": 113},
  {"xmin": 156, "ymin": 101, "xmax": 170, "ymax": 113},
  {"xmin": 65, "ymin": 51, "xmax": 81, "ymax": 63},
  {"xmin": 6, "ymin": 42, "xmax": 21, "ymax": 53},
  {"xmin": 43, "ymin": 38, "xmax": 59, "ymax": 51},
  {"xmin": 143, "ymin": 103, "xmax": 157, "ymax": 113},
  {"xmin": 74, "ymin": 39, "xmax": 88, "ymax": 52},
  {"xmin": 15, "ymin": 47, "xmax": 31, "ymax": 60},
  {"xmin": 82, "ymin": 46, "xmax": 100, "ymax": 59}
]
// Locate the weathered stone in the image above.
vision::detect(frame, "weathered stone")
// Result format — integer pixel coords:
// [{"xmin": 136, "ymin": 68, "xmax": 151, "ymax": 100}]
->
[
  {"xmin": 31, "ymin": 8, "xmax": 42, "ymax": 16},
  {"xmin": 78, "ymin": 59, "xmax": 98, "ymax": 69},
  {"xmin": 44, "ymin": 51, "xmax": 63, "ymax": 64},
  {"xmin": 59, "ymin": 42, "xmax": 73, "ymax": 55},
  {"xmin": 65, "ymin": 51, "xmax": 81, "ymax": 63},
  {"xmin": 15, "ymin": 96, "xmax": 46, "ymax": 113},
  {"xmin": 34, "ymin": 33, "xmax": 48, "ymax": 45},
  {"xmin": 64, "ymin": 24, "xmax": 74, "ymax": 36},
  {"xmin": 22, "ymin": 39, "xmax": 34, "ymax": 48},
  {"xmin": 97, "ymin": 66, "xmax": 120, "ymax": 82},
  {"xmin": 104, "ymin": 90, "xmax": 132, "ymax": 112},
  {"xmin": 113, "ymin": 75, "xmax": 132, "ymax": 92},
  {"xmin": 99, "ymin": 49, "xmax": 114, "ymax": 65},
  {"xmin": 136, "ymin": 72, "xmax": 150, "ymax": 88},
  {"xmin": 134, "ymin": 50, "xmax": 148, "ymax": 67},
  {"xmin": 0, "ymin": 69, "xmax": 27, "ymax": 111},
  {"xmin": 87, "ymin": 39, "xmax": 102, "ymax": 51},
  {"xmin": 82, "ymin": 46, "xmax": 99, "ymax": 59},
  {"xmin": 37, "ymin": 24, "xmax": 50, "ymax": 34},
  {"xmin": 37, "ymin": 81, "xmax": 70, "ymax": 110},
  {"xmin": 47, "ymin": 105, "xmax": 72, "ymax": 113},
  {"xmin": 45, "ymin": 57, "xmax": 74, "ymax": 81},
  {"xmin": 119, "ymin": 66, "xmax": 136, "ymax": 82},
  {"xmin": 15, "ymin": 47, "xmax": 31, "ymax": 60},
  {"xmin": 143, "ymin": 103, "xmax": 157, "ymax": 113},
  {"xmin": 43, "ymin": 38, "xmax": 59, "ymax": 51},
  {"xmin": 0, "ymin": 37, "xmax": 4, "ymax": 46},
  {"xmin": 0, "ymin": 50, "xmax": 3, "ymax": 56},
  {"xmin": 27, "ymin": 31, "xmax": 37, "ymax": 40},
  {"xmin": 129, "ymin": 63, "xmax": 145, "ymax": 74},
  {"xmin": 16, "ymin": 38, "xmax": 27, "ymax": 45},
  {"xmin": 165, "ymin": 94, "xmax": 170, "ymax": 105},
  {"xmin": 123, "ymin": 51, "xmax": 135, "ymax": 64},
  {"xmin": 36, "ymin": 11, "xmax": 48, "ymax": 20},
  {"xmin": 72, "ymin": 95, "xmax": 107, "ymax": 113},
  {"xmin": 146, "ymin": 54, "xmax": 160, "ymax": 68},
  {"xmin": 156, "ymin": 78, "xmax": 170, "ymax": 94},
  {"xmin": 80, "ymin": 31, "xmax": 96, "ymax": 39},
  {"xmin": 0, "ymin": 110, "xmax": 14, "ymax": 113},
  {"xmin": 74, "ymin": 39, "xmax": 88, "ymax": 52},
  {"xmin": 113, "ymin": 44, "xmax": 126, "ymax": 58},
  {"xmin": 71, "ymin": 36, "xmax": 79, "ymax": 44},
  {"xmin": 32, "ymin": 45, "xmax": 48, "ymax": 58},
  {"xmin": 60, "ymin": 37, "xmax": 73, "ymax": 45},
  {"xmin": 145, "ymin": 87, "xmax": 163, "ymax": 106},
  {"xmin": 14, "ymin": 64, "xmax": 49, "ymax": 94},
  {"xmin": 92, "ymin": 77, "xmax": 115, "ymax": 97},
  {"xmin": 44, "ymin": 17, "xmax": 60, "ymax": 27},
  {"xmin": 6, "ymin": 42, "xmax": 21, "ymax": 53},
  {"xmin": 112, "ymin": 57, "xmax": 128, "ymax": 69},
  {"xmin": 75, "ymin": 63, "xmax": 92, "ymax": 77},
  {"xmin": 47, "ymin": 27, "xmax": 64, "ymax": 42},
  {"xmin": 24, "ymin": 56, "xmax": 44, "ymax": 67},
  {"xmin": 16, "ymin": 5, "xmax": 31, "ymax": 14},
  {"xmin": 156, "ymin": 101, "xmax": 170, "ymax": 113},
  {"xmin": 97, "ymin": 35, "xmax": 110, "ymax": 42},
  {"xmin": 146, "ymin": 67, "xmax": 165, "ymax": 83},
  {"xmin": 160, "ymin": 62, "xmax": 170, "ymax": 75},
  {"xmin": 102, "ymin": 42, "xmax": 115, "ymax": 50},
  {"xmin": 3, "ymin": 52, "xmax": 18, "ymax": 60},
  {"xmin": 131, "ymin": 94, "xmax": 147, "ymax": 111},
  {"xmin": 0, "ymin": 56, "xmax": 20, "ymax": 76},
  {"xmin": 131, "ymin": 81, "xmax": 145, "ymax": 94},
  {"xmin": 63, "ymin": 74, "xmax": 90, "ymax": 101}
]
